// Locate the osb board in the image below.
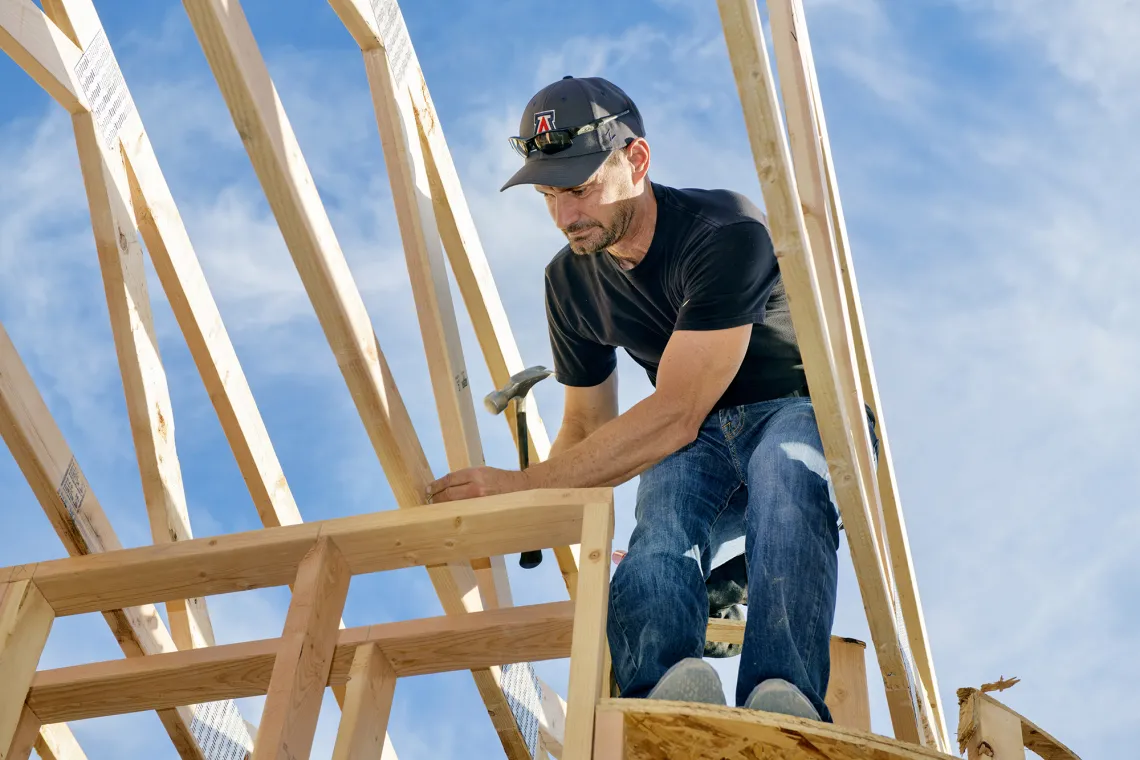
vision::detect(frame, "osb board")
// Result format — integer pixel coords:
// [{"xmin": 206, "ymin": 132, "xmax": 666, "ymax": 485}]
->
[{"xmin": 599, "ymin": 699, "xmax": 958, "ymax": 760}]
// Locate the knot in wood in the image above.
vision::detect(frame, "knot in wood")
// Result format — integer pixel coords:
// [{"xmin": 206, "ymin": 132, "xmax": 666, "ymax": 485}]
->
[{"xmin": 588, "ymin": 549, "xmax": 602, "ymax": 561}]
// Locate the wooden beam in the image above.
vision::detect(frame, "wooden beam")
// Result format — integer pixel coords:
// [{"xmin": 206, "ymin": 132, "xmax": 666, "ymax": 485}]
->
[
  {"xmin": 0, "ymin": 582, "xmax": 54, "ymax": 754},
  {"xmin": 66, "ymin": 48, "xmax": 213, "ymax": 651},
  {"xmin": 597, "ymin": 698, "xmax": 958, "ymax": 760},
  {"xmin": 592, "ymin": 710, "xmax": 625, "ymax": 760},
  {"xmin": 715, "ymin": 0, "xmax": 923, "ymax": 744},
  {"xmin": 0, "ymin": 489, "xmax": 600, "ymax": 617},
  {"xmin": 325, "ymin": 0, "xmax": 580, "ymax": 597},
  {"xmin": 783, "ymin": 0, "xmax": 951, "ymax": 748},
  {"xmin": 254, "ymin": 538, "xmax": 350, "ymax": 760},
  {"xmin": 330, "ymin": 644, "xmax": 396, "ymax": 760},
  {"xmin": 956, "ymin": 689, "xmax": 1080, "ymax": 760},
  {"xmin": 28, "ymin": 602, "xmax": 574, "ymax": 723},
  {"xmin": 32, "ymin": 0, "xmax": 305, "ymax": 533},
  {"xmin": 0, "ymin": 0, "xmax": 85, "ymax": 113},
  {"xmin": 330, "ymin": 4, "xmax": 546, "ymax": 756},
  {"xmin": 538, "ymin": 680, "xmax": 567, "ymax": 759},
  {"xmin": 33, "ymin": 725, "xmax": 89, "ymax": 760},
  {"xmin": 826, "ymin": 637, "xmax": 870, "ymax": 732},
  {"xmin": 562, "ymin": 503, "xmax": 613, "ymax": 760},
  {"xmin": 4, "ymin": 706, "xmax": 40, "ymax": 760},
  {"xmin": 957, "ymin": 691, "xmax": 1025, "ymax": 760},
  {"xmin": 0, "ymin": 321, "xmax": 243, "ymax": 759}
]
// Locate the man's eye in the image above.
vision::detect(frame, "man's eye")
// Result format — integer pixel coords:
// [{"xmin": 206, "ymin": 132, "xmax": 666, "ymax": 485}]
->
[{"xmin": 571, "ymin": 188, "xmax": 588, "ymax": 197}]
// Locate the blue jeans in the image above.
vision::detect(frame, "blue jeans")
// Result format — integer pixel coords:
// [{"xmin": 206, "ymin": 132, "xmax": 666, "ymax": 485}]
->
[{"xmin": 607, "ymin": 396, "xmax": 876, "ymax": 719}]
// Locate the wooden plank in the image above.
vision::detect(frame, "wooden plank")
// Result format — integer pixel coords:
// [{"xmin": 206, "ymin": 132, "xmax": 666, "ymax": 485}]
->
[
  {"xmin": 715, "ymin": 0, "xmax": 923, "ymax": 744},
  {"xmin": 957, "ymin": 691, "xmax": 1025, "ymax": 760},
  {"xmin": 33, "ymin": 724, "xmax": 89, "ymax": 760},
  {"xmin": 0, "ymin": 0, "xmax": 85, "ymax": 113},
  {"xmin": 598, "ymin": 698, "xmax": 958, "ymax": 760},
  {"xmin": 789, "ymin": 1, "xmax": 950, "ymax": 748},
  {"xmin": 330, "ymin": 645, "xmax": 396, "ymax": 760},
  {"xmin": 3, "ymin": 488, "xmax": 595, "ymax": 617},
  {"xmin": 350, "ymin": 13, "xmax": 539, "ymax": 757},
  {"xmin": 562, "ymin": 502, "xmax": 613, "ymax": 760},
  {"xmin": 826, "ymin": 637, "xmax": 870, "ymax": 732},
  {"xmin": 70, "ymin": 96, "xmax": 213, "ymax": 652},
  {"xmin": 538, "ymin": 681, "xmax": 567, "ymax": 759},
  {"xmin": 592, "ymin": 710, "xmax": 625, "ymax": 760},
  {"xmin": 326, "ymin": 0, "xmax": 580, "ymax": 597},
  {"xmin": 254, "ymin": 538, "xmax": 350, "ymax": 760},
  {"xmin": 956, "ymin": 690, "xmax": 1079, "ymax": 760},
  {"xmin": 4, "ymin": 706, "xmax": 40, "ymax": 760},
  {"xmin": 28, "ymin": 602, "xmax": 574, "ymax": 722},
  {"xmin": 0, "ymin": 582, "xmax": 54, "ymax": 753},
  {"xmin": 0, "ymin": 321, "xmax": 224, "ymax": 760}
]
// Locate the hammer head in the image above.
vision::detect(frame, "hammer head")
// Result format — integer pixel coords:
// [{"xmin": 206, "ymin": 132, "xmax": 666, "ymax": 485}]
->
[{"xmin": 484, "ymin": 365, "xmax": 554, "ymax": 414}]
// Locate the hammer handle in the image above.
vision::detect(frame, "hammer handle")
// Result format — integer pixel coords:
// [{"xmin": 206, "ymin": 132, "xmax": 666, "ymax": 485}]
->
[{"xmin": 516, "ymin": 401, "xmax": 542, "ymax": 568}]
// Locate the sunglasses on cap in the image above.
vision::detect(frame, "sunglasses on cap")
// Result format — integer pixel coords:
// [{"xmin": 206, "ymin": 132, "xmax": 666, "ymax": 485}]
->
[{"xmin": 509, "ymin": 109, "xmax": 631, "ymax": 158}]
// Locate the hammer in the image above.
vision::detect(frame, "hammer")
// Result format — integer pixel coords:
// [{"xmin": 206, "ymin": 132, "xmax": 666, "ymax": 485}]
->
[{"xmin": 485, "ymin": 365, "xmax": 554, "ymax": 568}]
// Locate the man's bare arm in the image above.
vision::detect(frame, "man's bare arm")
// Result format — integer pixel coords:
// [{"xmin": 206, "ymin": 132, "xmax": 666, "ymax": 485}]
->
[
  {"xmin": 522, "ymin": 324, "xmax": 751, "ymax": 489},
  {"xmin": 548, "ymin": 369, "xmax": 619, "ymax": 459}
]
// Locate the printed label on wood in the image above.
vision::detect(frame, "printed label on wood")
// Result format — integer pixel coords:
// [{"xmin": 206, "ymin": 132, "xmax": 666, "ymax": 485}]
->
[
  {"xmin": 370, "ymin": 0, "xmax": 413, "ymax": 88},
  {"xmin": 73, "ymin": 30, "xmax": 135, "ymax": 149}
]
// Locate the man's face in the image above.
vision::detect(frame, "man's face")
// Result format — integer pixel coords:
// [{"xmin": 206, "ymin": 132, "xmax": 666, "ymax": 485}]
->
[{"xmin": 536, "ymin": 153, "xmax": 637, "ymax": 255}]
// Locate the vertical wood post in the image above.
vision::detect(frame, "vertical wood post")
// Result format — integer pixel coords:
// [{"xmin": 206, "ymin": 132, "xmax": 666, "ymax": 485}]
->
[
  {"xmin": 331, "ymin": 644, "xmax": 397, "ymax": 760},
  {"xmin": 562, "ymin": 502, "xmax": 614, "ymax": 760},
  {"xmin": 3, "ymin": 706, "xmax": 41, "ymax": 760},
  {"xmin": 959, "ymin": 691, "xmax": 1027, "ymax": 760},
  {"xmin": 253, "ymin": 539, "xmax": 351, "ymax": 760},
  {"xmin": 825, "ymin": 637, "xmax": 870, "ymax": 731},
  {"xmin": 591, "ymin": 710, "xmax": 626, "ymax": 760},
  {"xmin": 0, "ymin": 581, "xmax": 55, "ymax": 756}
]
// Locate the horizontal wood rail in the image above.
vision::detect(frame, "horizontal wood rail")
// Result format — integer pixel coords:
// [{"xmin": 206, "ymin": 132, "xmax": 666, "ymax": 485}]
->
[{"xmin": 0, "ymin": 489, "xmax": 608, "ymax": 617}]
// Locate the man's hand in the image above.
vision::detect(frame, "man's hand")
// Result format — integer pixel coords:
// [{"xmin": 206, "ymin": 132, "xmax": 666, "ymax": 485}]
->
[{"xmin": 426, "ymin": 466, "xmax": 532, "ymax": 504}]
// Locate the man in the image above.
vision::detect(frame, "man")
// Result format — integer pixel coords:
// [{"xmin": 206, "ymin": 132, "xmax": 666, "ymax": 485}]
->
[{"xmin": 427, "ymin": 76, "xmax": 873, "ymax": 721}]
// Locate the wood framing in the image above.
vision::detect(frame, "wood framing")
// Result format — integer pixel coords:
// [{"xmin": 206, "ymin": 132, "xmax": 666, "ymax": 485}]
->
[
  {"xmin": 715, "ymin": 0, "xmax": 927, "ymax": 744},
  {"xmin": 0, "ymin": 321, "xmax": 242, "ymax": 760},
  {"xmin": 595, "ymin": 699, "xmax": 958, "ymax": 760},
  {"xmin": 0, "ymin": 581, "xmax": 54, "ymax": 753},
  {"xmin": 957, "ymin": 689, "xmax": 1080, "ymax": 760},
  {"xmin": 0, "ymin": 488, "xmax": 601, "ymax": 616},
  {"xmin": 31, "ymin": 725, "xmax": 88, "ymax": 760},
  {"xmin": 254, "ymin": 539, "xmax": 351, "ymax": 759},
  {"xmin": 562, "ymin": 502, "xmax": 614, "ymax": 760},
  {"xmin": 767, "ymin": 0, "xmax": 949, "ymax": 748},
  {"xmin": 330, "ymin": 645, "xmax": 397, "ymax": 760},
  {"xmin": 5, "ymin": 706, "xmax": 41, "ymax": 760},
  {"xmin": 28, "ymin": 602, "xmax": 575, "ymax": 722}
]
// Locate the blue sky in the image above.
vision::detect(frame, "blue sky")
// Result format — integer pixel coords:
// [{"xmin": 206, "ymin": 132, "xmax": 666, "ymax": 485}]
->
[{"xmin": 1, "ymin": 0, "xmax": 1136, "ymax": 757}]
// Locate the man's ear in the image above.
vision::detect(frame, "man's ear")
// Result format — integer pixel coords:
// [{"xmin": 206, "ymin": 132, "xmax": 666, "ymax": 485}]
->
[{"xmin": 626, "ymin": 138, "xmax": 651, "ymax": 183}]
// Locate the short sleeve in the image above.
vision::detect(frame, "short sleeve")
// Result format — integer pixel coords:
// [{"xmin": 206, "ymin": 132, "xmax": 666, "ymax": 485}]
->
[
  {"xmin": 545, "ymin": 273, "xmax": 617, "ymax": 387},
  {"xmin": 675, "ymin": 221, "xmax": 779, "ymax": 331}
]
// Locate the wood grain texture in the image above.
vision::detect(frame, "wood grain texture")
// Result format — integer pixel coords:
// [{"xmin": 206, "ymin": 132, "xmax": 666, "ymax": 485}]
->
[
  {"xmin": 957, "ymin": 691, "xmax": 1025, "ymax": 760},
  {"xmin": 0, "ymin": 322, "xmax": 215, "ymax": 760},
  {"xmin": 715, "ymin": 0, "xmax": 922, "ymax": 744},
  {"xmin": 599, "ymin": 699, "xmax": 959, "ymax": 760},
  {"xmin": 1, "ymin": 488, "xmax": 595, "ymax": 617},
  {"xmin": 768, "ymin": 0, "xmax": 950, "ymax": 749},
  {"xmin": 956, "ymin": 690, "xmax": 1080, "ymax": 760},
  {"xmin": 331, "ymin": 645, "xmax": 396, "ymax": 760},
  {"xmin": 29, "ymin": 602, "xmax": 574, "ymax": 722},
  {"xmin": 254, "ymin": 538, "xmax": 351, "ymax": 760},
  {"xmin": 826, "ymin": 637, "xmax": 870, "ymax": 732},
  {"xmin": 0, "ymin": 582, "xmax": 54, "ymax": 755},
  {"xmin": 33, "ymin": 724, "xmax": 89, "ymax": 760},
  {"xmin": 4, "ymin": 706, "xmax": 40, "ymax": 760},
  {"xmin": 70, "ymin": 102, "xmax": 214, "ymax": 652},
  {"xmin": 562, "ymin": 503, "xmax": 613, "ymax": 760},
  {"xmin": 0, "ymin": 0, "xmax": 86, "ymax": 112}
]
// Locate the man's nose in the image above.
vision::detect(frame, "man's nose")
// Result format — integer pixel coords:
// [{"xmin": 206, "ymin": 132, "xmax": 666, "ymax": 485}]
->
[{"xmin": 552, "ymin": 196, "xmax": 580, "ymax": 230}]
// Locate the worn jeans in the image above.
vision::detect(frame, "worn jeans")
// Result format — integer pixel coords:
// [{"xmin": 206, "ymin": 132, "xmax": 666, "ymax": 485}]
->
[{"xmin": 607, "ymin": 396, "xmax": 877, "ymax": 719}]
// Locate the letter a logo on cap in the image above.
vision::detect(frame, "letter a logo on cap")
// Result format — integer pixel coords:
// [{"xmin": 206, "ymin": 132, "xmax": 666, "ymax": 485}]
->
[{"xmin": 534, "ymin": 110, "xmax": 556, "ymax": 135}]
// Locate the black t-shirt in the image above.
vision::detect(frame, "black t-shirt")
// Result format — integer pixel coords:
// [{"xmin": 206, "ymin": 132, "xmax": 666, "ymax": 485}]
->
[{"xmin": 544, "ymin": 182, "xmax": 805, "ymax": 411}]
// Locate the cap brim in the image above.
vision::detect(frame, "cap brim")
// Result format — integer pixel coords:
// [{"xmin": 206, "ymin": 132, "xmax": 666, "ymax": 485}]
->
[{"xmin": 500, "ymin": 150, "xmax": 611, "ymax": 192}]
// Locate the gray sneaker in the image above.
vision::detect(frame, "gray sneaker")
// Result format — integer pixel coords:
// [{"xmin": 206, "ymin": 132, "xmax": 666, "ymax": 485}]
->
[
  {"xmin": 647, "ymin": 658, "xmax": 727, "ymax": 705},
  {"xmin": 743, "ymin": 678, "xmax": 820, "ymax": 720}
]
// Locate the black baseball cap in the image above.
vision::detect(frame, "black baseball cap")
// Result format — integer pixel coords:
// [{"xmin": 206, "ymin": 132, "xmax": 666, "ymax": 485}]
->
[{"xmin": 500, "ymin": 76, "xmax": 645, "ymax": 191}]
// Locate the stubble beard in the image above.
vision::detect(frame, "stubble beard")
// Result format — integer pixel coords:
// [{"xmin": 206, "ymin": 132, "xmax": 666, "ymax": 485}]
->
[{"xmin": 564, "ymin": 197, "xmax": 637, "ymax": 255}]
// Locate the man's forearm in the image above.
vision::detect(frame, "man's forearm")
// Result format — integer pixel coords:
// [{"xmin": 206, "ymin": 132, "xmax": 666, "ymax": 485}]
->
[{"xmin": 523, "ymin": 394, "xmax": 693, "ymax": 490}]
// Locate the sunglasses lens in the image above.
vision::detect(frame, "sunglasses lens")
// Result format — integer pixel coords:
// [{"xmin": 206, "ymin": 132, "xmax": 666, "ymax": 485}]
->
[
  {"xmin": 508, "ymin": 137, "xmax": 530, "ymax": 157},
  {"xmin": 534, "ymin": 130, "xmax": 573, "ymax": 154}
]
